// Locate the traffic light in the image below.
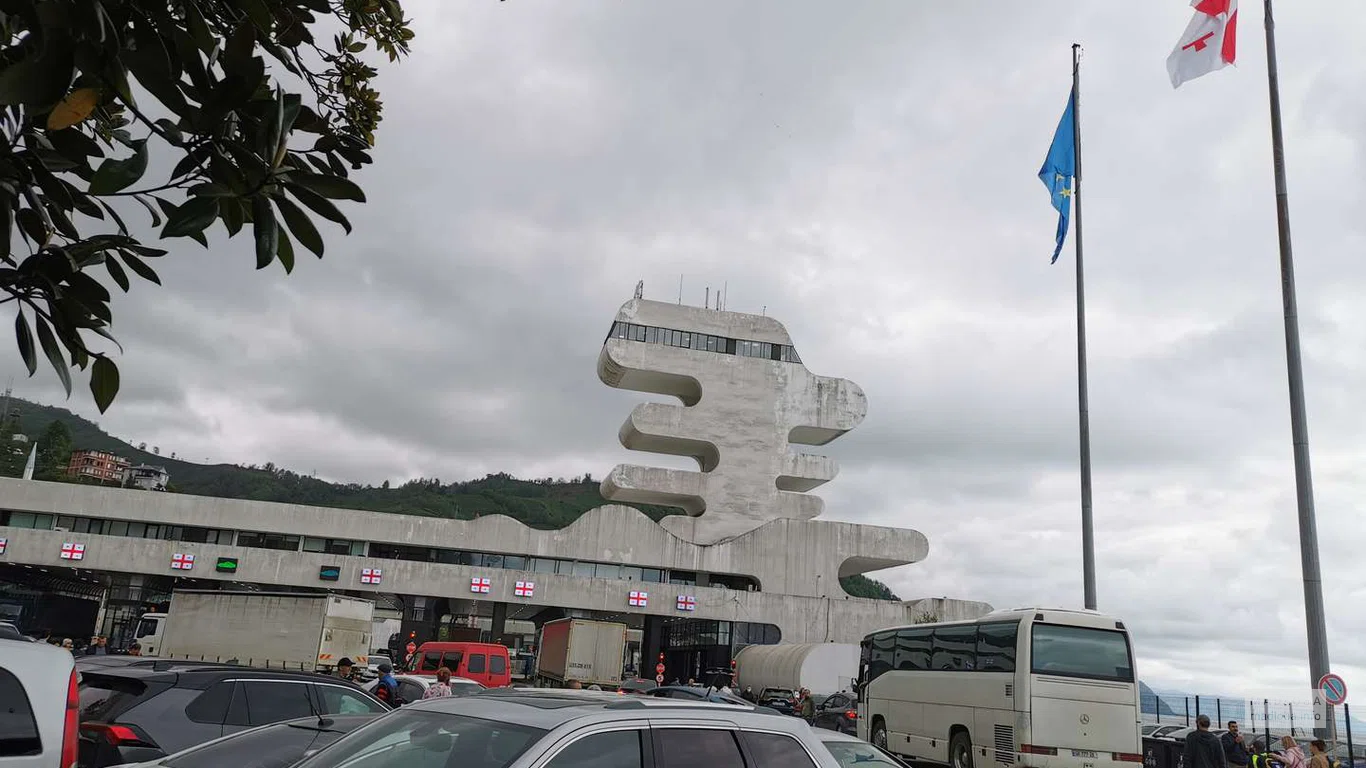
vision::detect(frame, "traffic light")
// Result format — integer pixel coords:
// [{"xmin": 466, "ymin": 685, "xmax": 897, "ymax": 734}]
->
[{"xmin": 658, "ymin": 652, "xmax": 665, "ymax": 662}]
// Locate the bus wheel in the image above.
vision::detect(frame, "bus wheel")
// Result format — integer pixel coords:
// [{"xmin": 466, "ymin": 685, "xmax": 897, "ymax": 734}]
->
[
  {"xmin": 950, "ymin": 731, "xmax": 974, "ymax": 768},
  {"xmin": 871, "ymin": 719, "xmax": 888, "ymax": 750}
]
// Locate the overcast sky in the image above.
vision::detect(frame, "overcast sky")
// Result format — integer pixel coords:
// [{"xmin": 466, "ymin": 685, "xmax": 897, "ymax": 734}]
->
[{"xmin": 6, "ymin": 1, "xmax": 1363, "ymax": 704}]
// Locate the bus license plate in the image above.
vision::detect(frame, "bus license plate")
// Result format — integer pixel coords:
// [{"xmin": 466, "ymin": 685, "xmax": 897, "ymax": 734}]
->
[{"xmin": 1072, "ymin": 751, "xmax": 1099, "ymax": 759}]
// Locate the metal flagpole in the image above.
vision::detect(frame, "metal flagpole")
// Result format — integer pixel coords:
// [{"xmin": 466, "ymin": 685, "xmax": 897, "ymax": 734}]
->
[
  {"xmin": 1262, "ymin": 0, "xmax": 1329, "ymax": 732},
  {"xmin": 1071, "ymin": 43, "xmax": 1097, "ymax": 611}
]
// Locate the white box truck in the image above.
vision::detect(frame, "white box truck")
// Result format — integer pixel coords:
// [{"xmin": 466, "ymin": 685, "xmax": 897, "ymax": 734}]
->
[
  {"xmin": 535, "ymin": 618, "xmax": 628, "ymax": 688},
  {"xmin": 135, "ymin": 590, "xmax": 374, "ymax": 672}
]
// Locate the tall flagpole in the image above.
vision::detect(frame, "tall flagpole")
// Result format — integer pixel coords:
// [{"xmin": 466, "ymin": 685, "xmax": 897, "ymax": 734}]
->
[
  {"xmin": 1262, "ymin": 0, "xmax": 1329, "ymax": 734},
  {"xmin": 1072, "ymin": 43, "xmax": 1097, "ymax": 611}
]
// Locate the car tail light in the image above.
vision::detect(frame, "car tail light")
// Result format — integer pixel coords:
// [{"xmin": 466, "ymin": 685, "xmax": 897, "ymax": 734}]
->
[
  {"xmin": 1021, "ymin": 744, "xmax": 1059, "ymax": 756},
  {"xmin": 845, "ymin": 709, "xmax": 859, "ymax": 719},
  {"xmin": 79, "ymin": 723, "xmax": 156, "ymax": 747},
  {"xmin": 61, "ymin": 670, "xmax": 79, "ymax": 768},
  {"xmin": 1113, "ymin": 753, "xmax": 1144, "ymax": 763}
]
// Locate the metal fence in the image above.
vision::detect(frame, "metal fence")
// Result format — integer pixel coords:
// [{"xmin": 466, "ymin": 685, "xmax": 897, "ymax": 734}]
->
[{"xmin": 1142, "ymin": 694, "xmax": 1361, "ymax": 762}]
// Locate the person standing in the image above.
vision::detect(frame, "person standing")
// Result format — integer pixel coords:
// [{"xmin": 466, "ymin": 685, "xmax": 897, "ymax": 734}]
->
[
  {"xmin": 1223, "ymin": 721, "xmax": 1251, "ymax": 768},
  {"xmin": 422, "ymin": 667, "xmax": 454, "ymax": 699},
  {"xmin": 336, "ymin": 658, "xmax": 355, "ymax": 681},
  {"xmin": 799, "ymin": 688, "xmax": 815, "ymax": 724},
  {"xmin": 1185, "ymin": 715, "xmax": 1228, "ymax": 768},
  {"xmin": 1272, "ymin": 736, "xmax": 1307, "ymax": 768},
  {"xmin": 1307, "ymin": 740, "xmax": 1330, "ymax": 768},
  {"xmin": 373, "ymin": 663, "xmax": 400, "ymax": 707}
]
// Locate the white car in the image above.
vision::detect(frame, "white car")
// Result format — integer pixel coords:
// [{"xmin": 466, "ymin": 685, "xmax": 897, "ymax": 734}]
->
[
  {"xmin": 360, "ymin": 673, "xmax": 484, "ymax": 703},
  {"xmin": 819, "ymin": 729, "xmax": 909, "ymax": 767},
  {"xmin": 0, "ymin": 637, "xmax": 78, "ymax": 768}
]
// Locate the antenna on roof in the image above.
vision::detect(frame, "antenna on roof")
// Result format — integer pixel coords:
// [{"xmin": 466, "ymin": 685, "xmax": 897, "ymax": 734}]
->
[
  {"xmin": 678, "ymin": 275, "xmax": 683, "ymax": 305},
  {"xmin": 634, "ymin": 280, "xmax": 644, "ymax": 300},
  {"xmin": 705, "ymin": 286, "xmax": 710, "ymax": 309},
  {"xmin": 721, "ymin": 281, "xmax": 728, "ymax": 312}
]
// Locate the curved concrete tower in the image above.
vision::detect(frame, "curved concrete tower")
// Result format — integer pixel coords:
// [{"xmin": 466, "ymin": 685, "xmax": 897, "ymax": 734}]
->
[{"xmin": 597, "ymin": 297, "xmax": 867, "ymax": 546}]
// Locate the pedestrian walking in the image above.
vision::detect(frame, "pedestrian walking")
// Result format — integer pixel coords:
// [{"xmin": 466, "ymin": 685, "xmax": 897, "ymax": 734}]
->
[
  {"xmin": 422, "ymin": 667, "xmax": 454, "ymax": 699},
  {"xmin": 1184, "ymin": 715, "xmax": 1228, "ymax": 768},
  {"xmin": 1223, "ymin": 721, "xmax": 1251, "ymax": 768}
]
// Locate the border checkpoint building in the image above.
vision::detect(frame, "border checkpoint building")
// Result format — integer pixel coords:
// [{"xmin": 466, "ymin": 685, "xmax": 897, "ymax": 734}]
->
[{"xmin": 0, "ymin": 290, "xmax": 990, "ymax": 680}]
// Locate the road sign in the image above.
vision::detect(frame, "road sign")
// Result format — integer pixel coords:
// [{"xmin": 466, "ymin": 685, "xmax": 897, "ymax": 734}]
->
[
  {"xmin": 656, "ymin": 663, "xmax": 666, "ymax": 676},
  {"xmin": 1320, "ymin": 673, "xmax": 1348, "ymax": 705},
  {"xmin": 656, "ymin": 674, "xmax": 665, "ymax": 684}
]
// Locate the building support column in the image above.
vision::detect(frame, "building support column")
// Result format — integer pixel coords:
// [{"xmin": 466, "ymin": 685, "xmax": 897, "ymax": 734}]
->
[{"xmin": 490, "ymin": 602, "xmax": 508, "ymax": 643}]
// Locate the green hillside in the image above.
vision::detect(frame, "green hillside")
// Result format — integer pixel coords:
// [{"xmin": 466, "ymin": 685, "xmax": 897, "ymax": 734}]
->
[{"xmin": 0, "ymin": 396, "xmax": 901, "ymax": 600}]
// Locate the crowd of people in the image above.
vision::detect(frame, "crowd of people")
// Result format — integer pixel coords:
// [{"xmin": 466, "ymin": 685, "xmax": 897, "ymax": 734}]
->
[{"xmin": 1184, "ymin": 716, "xmax": 1336, "ymax": 768}]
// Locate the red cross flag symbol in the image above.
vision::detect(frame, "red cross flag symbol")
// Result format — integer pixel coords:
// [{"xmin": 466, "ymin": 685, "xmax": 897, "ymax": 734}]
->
[
  {"xmin": 514, "ymin": 581, "xmax": 535, "ymax": 598},
  {"xmin": 629, "ymin": 591, "xmax": 649, "ymax": 608},
  {"xmin": 360, "ymin": 568, "xmax": 382, "ymax": 585},
  {"xmin": 171, "ymin": 553, "xmax": 196, "ymax": 570},
  {"xmin": 676, "ymin": 595, "xmax": 696, "ymax": 611},
  {"xmin": 60, "ymin": 542, "xmax": 85, "ymax": 560},
  {"xmin": 470, "ymin": 577, "xmax": 491, "ymax": 594},
  {"xmin": 1167, "ymin": 0, "xmax": 1238, "ymax": 88},
  {"xmin": 0, "ymin": 537, "xmax": 7, "ymax": 555}
]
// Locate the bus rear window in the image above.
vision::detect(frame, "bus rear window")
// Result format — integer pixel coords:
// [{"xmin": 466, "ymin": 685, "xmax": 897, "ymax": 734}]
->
[{"xmin": 1030, "ymin": 624, "xmax": 1133, "ymax": 682}]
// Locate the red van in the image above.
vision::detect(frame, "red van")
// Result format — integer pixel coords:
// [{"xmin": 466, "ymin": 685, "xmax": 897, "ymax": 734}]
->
[{"xmin": 412, "ymin": 641, "xmax": 512, "ymax": 688}]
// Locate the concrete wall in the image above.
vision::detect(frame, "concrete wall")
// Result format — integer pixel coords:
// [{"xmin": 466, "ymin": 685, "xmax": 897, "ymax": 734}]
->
[
  {"xmin": 0, "ymin": 524, "xmax": 989, "ymax": 644},
  {"xmin": 598, "ymin": 298, "xmax": 868, "ymax": 545},
  {"xmin": 0, "ymin": 478, "xmax": 926, "ymax": 599}
]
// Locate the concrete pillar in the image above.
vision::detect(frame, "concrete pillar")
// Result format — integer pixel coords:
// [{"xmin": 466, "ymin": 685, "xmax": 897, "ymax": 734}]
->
[
  {"xmin": 490, "ymin": 602, "xmax": 507, "ymax": 642},
  {"xmin": 642, "ymin": 615, "xmax": 665, "ymax": 684},
  {"xmin": 397, "ymin": 595, "xmax": 439, "ymax": 659}
]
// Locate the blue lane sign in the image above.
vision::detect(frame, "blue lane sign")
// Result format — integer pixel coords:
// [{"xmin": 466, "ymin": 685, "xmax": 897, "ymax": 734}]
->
[{"xmin": 1319, "ymin": 673, "xmax": 1348, "ymax": 706}]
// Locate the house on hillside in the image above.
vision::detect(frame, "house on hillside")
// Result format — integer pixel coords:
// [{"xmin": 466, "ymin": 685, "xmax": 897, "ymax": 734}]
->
[
  {"xmin": 123, "ymin": 464, "xmax": 170, "ymax": 492},
  {"xmin": 66, "ymin": 449, "xmax": 130, "ymax": 485}
]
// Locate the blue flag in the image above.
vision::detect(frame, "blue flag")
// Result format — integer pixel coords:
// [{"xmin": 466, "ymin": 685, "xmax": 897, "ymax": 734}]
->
[{"xmin": 1039, "ymin": 92, "xmax": 1076, "ymax": 264}]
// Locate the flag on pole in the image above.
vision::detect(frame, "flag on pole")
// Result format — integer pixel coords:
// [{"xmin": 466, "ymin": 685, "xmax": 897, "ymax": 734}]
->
[
  {"xmin": 1039, "ymin": 93, "xmax": 1076, "ymax": 264},
  {"xmin": 21, "ymin": 443, "xmax": 36, "ymax": 480},
  {"xmin": 1167, "ymin": 0, "xmax": 1238, "ymax": 88}
]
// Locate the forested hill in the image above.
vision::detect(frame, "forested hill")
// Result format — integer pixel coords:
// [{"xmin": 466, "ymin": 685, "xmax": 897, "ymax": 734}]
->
[{"xmin": 0, "ymin": 396, "xmax": 901, "ymax": 600}]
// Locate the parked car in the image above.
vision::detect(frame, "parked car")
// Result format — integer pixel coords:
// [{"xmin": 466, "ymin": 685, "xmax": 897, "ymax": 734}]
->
[
  {"xmin": 0, "ymin": 637, "xmax": 79, "ymax": 768},
  {"xmin": 758, "ymin": 686, "xmax": 797, "ymax": 715},
  {"xmin": 290, "ymin": 688, "xmax": 843, "ymax": 768},
  {"xmin": 811, "ymin": 692, "xmax": 858, "ymax": 734},
  {"xmin": 819, "ymin": 729, "xmax": 909, "ymax": 767},
  {"xmin": 410, "ymin": 641, "xmax": 512, "ymax": 688},
  {"xmin": 0, "ymin": 621, "xmax": 31, "ymax": 642},
  {"xmin": 115, "ymin": 714, "xmax": 380, "ymax": 768},
  {"xmin": 76, "ymin": 662, "xmax": 388, "ymax": 767},
  {"xmin": 360, "ymin": 673, "xmax": 484, "ymax": 704},
  {"xmin": 616, "ymin": 678, "xmax": 658, "ymax": 695}
]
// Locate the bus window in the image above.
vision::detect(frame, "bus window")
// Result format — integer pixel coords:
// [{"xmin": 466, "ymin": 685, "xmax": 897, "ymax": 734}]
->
[
  {"xmin": 976, "ymin": 622, "xmax": 1018, "ymax": 672},
  {"xmin": 1030, "ymin": 624, "xmax": 1133, "ymax": 681},
  {"xmin": 893, "ymin": 628, "xmax": 931, "ymax": 671},
  {"xmin": 868, "ymin": 631, "xmax": 896, "ymax": 683},
  {"xmin": 931, "ymin": 626, "xmax": 976, "ymax": 671}
]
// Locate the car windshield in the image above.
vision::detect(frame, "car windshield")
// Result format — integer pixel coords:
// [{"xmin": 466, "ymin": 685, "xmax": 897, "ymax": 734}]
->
[
  {"xmin": 450, "ymin": 682, "xmax": 484, "ymax": 696},
  {"xmin": 824, "ymin": 739, "xmax": 906, "ymax": 767},
  {"xmin": 762, "ymin": 689, "xmax": 793, "ymax": 699},
  {"xmin": 293, "ymin": 709, "xmax": 546, "ymax": 768}
]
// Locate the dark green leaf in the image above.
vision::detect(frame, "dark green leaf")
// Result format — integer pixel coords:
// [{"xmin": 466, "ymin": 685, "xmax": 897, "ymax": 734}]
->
[
  {"xmin": 347, "ymin": 42, "xmax": 367, "ymax": 53},
  {"xmin": 15, "ymin": 207, "xmax": 45, "ymax": 244},
  {"xmin": 289, "ymin": 173, "xmax": 365, "ymax": 202},
  {"xmin": 90, "ymin": 356, "xmax": 119, "ymax": 413},
  {"xmin": 161, "ymin": 196, "xmax": 220, "ymax": 238},
  {"xmin": 46, "ymin": 127, "xmax": 104, "ymax": 160},
  {"xmin": 273, "ymin": 196, "xmax": 323, "ymax": 257},
  {"xmin": 42, "ymin": 199, "xmax": 79, "ymax": 240},
  {"xmin": 220, "ymin": 198, "xmax": 245, "ymax": 236},
  {"xmin": 252, "ymin": 196, "xmax": 278, "ymax": 269},
  {"xmin": 189, "ymin": 182, "xmax": 233, "ymax": 197},
  {"xmin": 130, "ymin": 195, "xmax": 161, "ymax": 227},
  {"xmin": 105, "ymin": 252, "xmax": 130, "ymax": 291},
  {"xmin": 89, "ymin": 140, "xmax": 149, "ymax": 195},
  {"xmin": 97, "ymin": 200, "xmax": 129, "ymax": 235},
  {"xmin": 154, "ymin": 118, "xmax": 185, "ymax": 146},
  {"xmin": 14, "ymin": 311, "xmax": 36, "ymax": 375},
  {"xmin": 276, "ymin": 226, "xmax": 295, "ymax": 274},
  {"xmin": 0, "ymin": 37, "xmax": 74, "ymax": 107},
  {"xmin": 64, "ymin": 181, "xmax": 104, "ymax": 219},
  {"xmin": 68, "ymin": 270, "xmax": 111, "ymax": 305},
  {"xmin": 285, "ymin": 182, "xmax": 351, "ymax": 234},
  {"xmin": 0, "ymin": 197, "xmax": 11, "ymax": 253},
  {"xmin": 119, "ymin": 250, "xmax": 161, "ymax": 284},
  {"xmin": 125, "ymin": 244, "xmax": 167, "ymax": 258},
  {"xmin": 35, "ymin": 315, "xmax": 72, "ymax": 394}
]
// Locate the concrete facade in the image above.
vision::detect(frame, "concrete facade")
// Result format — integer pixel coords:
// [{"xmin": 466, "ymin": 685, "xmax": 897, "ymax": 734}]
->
[
  {"xmin": 0, "ymin": 478, "xmax": 988, "ymax": 643},
  {"xmin": 599, "ymin": 298, "xmax": 867, "ymax": 545}
]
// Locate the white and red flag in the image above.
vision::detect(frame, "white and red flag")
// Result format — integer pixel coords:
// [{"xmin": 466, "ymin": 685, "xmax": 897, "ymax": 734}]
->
[{"xmin": 1167, "ymin": 0, "xmax": 1238, "ymax": 88}]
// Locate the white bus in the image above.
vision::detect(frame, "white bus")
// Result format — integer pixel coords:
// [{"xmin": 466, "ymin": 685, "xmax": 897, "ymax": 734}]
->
[{"xmin": 855, "ymin": 608, "xmax": 1141, "ymax": 768}]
